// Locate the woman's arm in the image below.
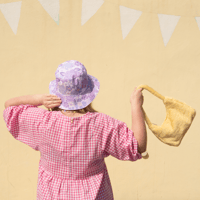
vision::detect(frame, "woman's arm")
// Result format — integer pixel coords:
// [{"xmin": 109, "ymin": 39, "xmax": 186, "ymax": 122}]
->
[
  {"xmin": 4, "ymin": 94, "xmax": 62, "ymax": 109},
  {"xmin": 131, "ymin": 105, "xmax": 147, "ymax": 153},
  {"xmin": 4, "ymin": 95, "xmax": 44, "ymax": 109},
  {"xmin": 130, "ymin": 87, "xmax": 147, "ymax": 154}
]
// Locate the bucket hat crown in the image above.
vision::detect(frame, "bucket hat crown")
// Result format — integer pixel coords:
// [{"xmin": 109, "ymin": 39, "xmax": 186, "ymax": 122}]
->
[{"xmin": 49, "ymin": 60, "xmax": 100, "ymax": 111}]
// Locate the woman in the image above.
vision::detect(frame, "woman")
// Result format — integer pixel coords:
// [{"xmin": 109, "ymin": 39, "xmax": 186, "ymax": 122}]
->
[{"xmin": 3, "ymin": 60, "xmax": 147, "ymax": 199}]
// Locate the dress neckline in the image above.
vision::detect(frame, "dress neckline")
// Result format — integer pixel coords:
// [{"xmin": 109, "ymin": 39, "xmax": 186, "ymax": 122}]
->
[{"xmin": 58, "ymin": 111, "xmax": 91, "ymax": 119}]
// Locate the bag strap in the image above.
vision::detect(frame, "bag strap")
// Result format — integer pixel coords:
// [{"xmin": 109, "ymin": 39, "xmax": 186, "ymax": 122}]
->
[
  {"xmin": 137, "ymin": 85, "xmax": 165, "ymax": 101},
  {"xmin": 136, "ymin": 85, "xmax": 165, "ymax": 128}
]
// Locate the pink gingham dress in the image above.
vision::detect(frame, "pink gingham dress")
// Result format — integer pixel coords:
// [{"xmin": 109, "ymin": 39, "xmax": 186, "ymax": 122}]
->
[{"xmin": 3, "ymin": 104, "xmax": 142, "ymax": 200}]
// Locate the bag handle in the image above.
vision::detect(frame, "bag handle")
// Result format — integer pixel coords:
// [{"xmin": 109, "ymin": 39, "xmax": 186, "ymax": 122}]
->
[{"xmin": 136, "ymin": 85, "xmax": 165, "ymax": 128}]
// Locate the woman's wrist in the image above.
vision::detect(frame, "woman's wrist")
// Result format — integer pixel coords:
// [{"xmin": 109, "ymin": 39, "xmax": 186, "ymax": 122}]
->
[
  {"xmin": 131, "ymin": 102, "xmax": 142, "ymax": 110},
  {"xmin": 32, "ymin": 94, "xmax": 44, "ymax": 106}
]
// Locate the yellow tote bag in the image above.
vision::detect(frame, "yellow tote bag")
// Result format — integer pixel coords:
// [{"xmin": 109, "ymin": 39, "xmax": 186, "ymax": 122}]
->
[{"xmin": 137, "ymin": 85, "xmax": 196, "ymax": 146}]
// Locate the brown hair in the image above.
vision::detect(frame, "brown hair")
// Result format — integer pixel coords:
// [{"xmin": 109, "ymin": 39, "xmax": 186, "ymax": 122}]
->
[{"xmin": 48, "ymin": 102, "xmax": 98, "ymax": 113}]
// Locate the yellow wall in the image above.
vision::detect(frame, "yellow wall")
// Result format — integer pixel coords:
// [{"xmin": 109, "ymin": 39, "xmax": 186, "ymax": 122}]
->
[{"xmin": 1, "ymin": 0, "xmax": 199, "ymax": 199}]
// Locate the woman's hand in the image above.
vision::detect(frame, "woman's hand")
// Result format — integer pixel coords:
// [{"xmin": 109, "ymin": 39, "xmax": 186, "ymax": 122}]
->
[
  {"xmin": 130, "ymin": 87, "xmax": 144, "ymax": 107},
  {"xmin": 41, "ymin": 94, "xmax": 62, "ymax": 109}
]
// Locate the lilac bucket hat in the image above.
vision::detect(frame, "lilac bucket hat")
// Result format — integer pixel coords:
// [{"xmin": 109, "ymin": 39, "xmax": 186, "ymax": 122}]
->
[{"xmin": 49, "ymin": 60, "xmax": 100, "ymax": 111}]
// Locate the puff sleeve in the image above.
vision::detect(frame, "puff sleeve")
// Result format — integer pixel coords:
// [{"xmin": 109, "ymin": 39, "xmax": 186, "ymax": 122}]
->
[
  {"xmin": 100, "ymin": 114, "xmax": 142, "ymax": 161},
  {"xmin": 3, "ymin": 104, "xmax": 47, "ymax": 151}
]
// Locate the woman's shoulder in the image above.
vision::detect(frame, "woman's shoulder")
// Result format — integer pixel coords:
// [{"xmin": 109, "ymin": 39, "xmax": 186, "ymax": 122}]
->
[{"xmin": 95, "ymin": 112, "xmax": 120, "ymax": 124}]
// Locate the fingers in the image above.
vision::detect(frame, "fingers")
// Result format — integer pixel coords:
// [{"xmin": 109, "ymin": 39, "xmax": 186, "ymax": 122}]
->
[
  {"xmin": 46, "ymin": 94, "xmax": 61, "ymax": 101},
  {"xmin": 134, "ymin": 87, "xmax": 143, "ymax": 91},
  {"xmin": 48, "ymin": 99, "xmax": 62, "ymax": 104},
  {"xmin": 44, "ymin": 95, "xmax": 62, "ymax": 109},
  {"xmin": 45, "ymin": 101, "xmax": 62, "ymax": 109},
  {"xmin": 138, "ymin": 88, "xmax": 143, "ymax": 91},
  {"xmin": 53, "ymin": 100, "xmax": 62, "ymax": 103},
  {"xmin": 50, "ymin": 95, "xmax": 61, "ymax": 100},
  {"xmin": 49, "ymin": 103, "xmax": 61, "ymax": 108}
]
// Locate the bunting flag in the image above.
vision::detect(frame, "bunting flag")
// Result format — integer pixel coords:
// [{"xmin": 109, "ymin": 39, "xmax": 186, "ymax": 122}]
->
[
  {"xmin": 119, "ymin": 6, "xmax": 142, "ymax": 40},
  {"xmin": 81, "ymin": 0, "xmax": 104, "ymax": 26},
  {"xmin": 195, "ymin": 17, "xmax": 200, "ymax": 30},
  {"xmin": 38, "ymin": 0, "xmax": 60, "ymax": 25},
  {"xmin": 0, "ymin": 0, "xmax": 199, "ymax": 44},
  {"xmin": 157, "ymin": 14, "xmax": 181, "ymax": 46},
  {"xmin": 0, "ymin": 1, "xmax": 22, "ymax": 35}
]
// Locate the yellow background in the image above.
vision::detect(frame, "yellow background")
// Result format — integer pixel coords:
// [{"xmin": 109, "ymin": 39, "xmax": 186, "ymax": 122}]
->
[{"xmin": 0, "ymin": 0, "xmax": 199, "ymax": 199}]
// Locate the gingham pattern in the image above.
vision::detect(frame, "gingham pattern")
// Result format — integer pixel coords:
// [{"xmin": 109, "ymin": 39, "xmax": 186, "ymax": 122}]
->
[{"xmin": 3, "ymin": 105, "xmax": 142, "ymax": 200}]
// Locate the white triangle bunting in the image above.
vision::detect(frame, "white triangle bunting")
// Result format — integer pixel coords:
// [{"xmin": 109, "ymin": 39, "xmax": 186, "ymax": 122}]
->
[
  {"xmin": 119, "ymin": 5, "xmax": 142, "ymax": 40},
  {"xmin": 0, "ymin": 1, "xmax": 22, "ymax": 35},
  {"xmin": 195, "ymin": 17, "xmax": 200, "ymax": 31},
  {"xmin": 81, "ymin": 0, "xmax": 104, "ymax": 26},
  {"xmin": 38, "ymin": 0, "xmax": 60, "ymax": 25},
  {"xmin": 158, "ymin": 14, "xmax": 181, "ymax": 46}
]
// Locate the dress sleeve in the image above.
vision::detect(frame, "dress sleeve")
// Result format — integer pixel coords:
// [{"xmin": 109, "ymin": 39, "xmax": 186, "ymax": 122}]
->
[
  {"xmin": 100, "ymin": 114, "xmax": 142, "ymax": 161},
  {"xmin": 3, "ymin": 104, "xmax": 47, "ymax": 151}
]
